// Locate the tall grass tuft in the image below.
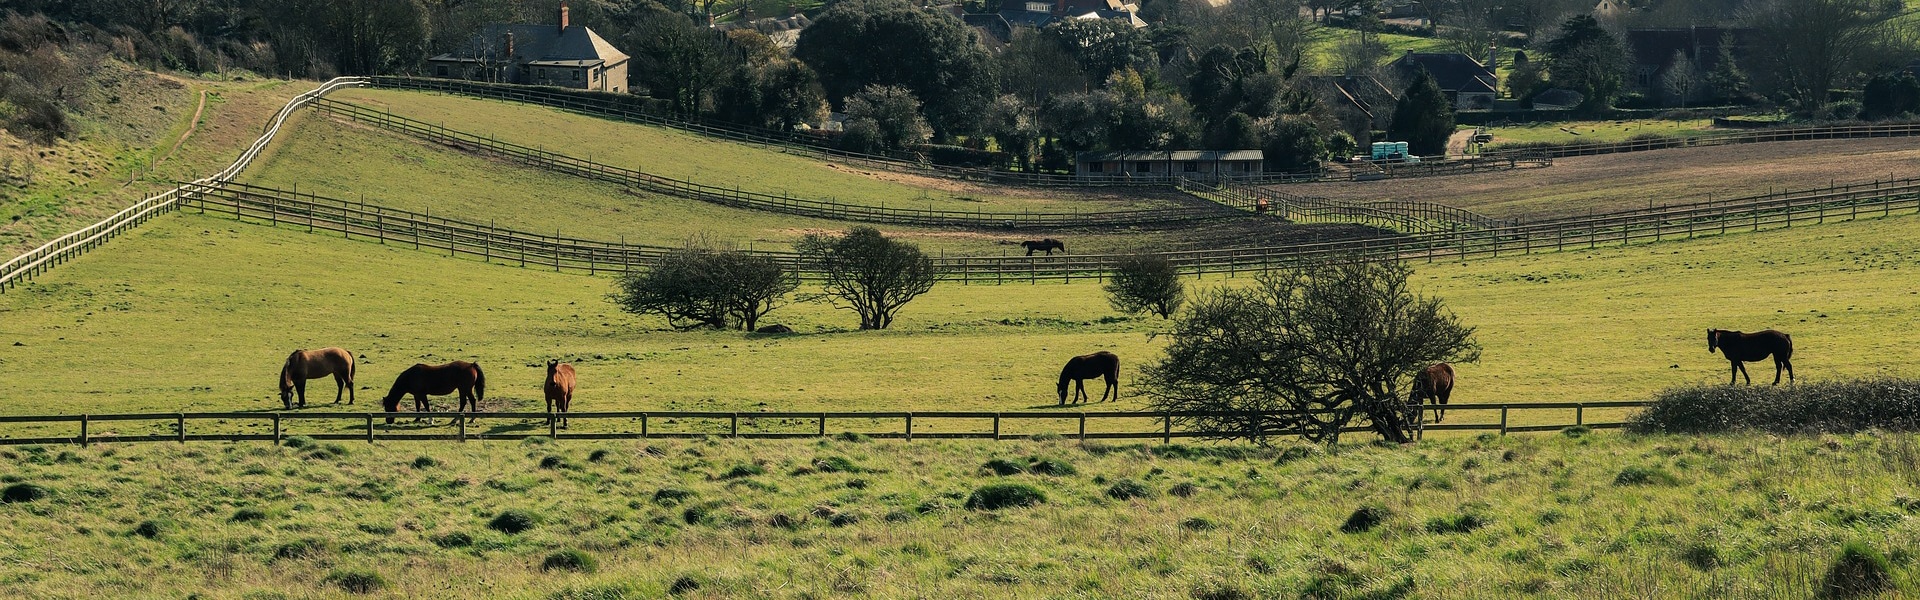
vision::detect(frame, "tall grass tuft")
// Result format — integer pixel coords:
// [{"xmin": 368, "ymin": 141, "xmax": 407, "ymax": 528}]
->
[
  {"xmin": 542, "ymin": 549, "xmax": 599, "ymax": 573},
  {"xmin": 1634, "ymin": 379, "xmax": 1920, "ymax": 434},
  {"xmin": 1341, "ymin": 505, "xmax": 1391, "ymax": 533},
  {"xmin": 1, "ymin": 482, "xmax": 48, "ymax": 503},
  {"xmin": 966, "ymin": 483, "xmax": 1046, "ymax": 510},
  {"xmin": 488, "ymin": 509, "xmax": 537, "ymax": 534},
  {"xmin": 323, "ymin": 568, "xmax": 386, "ymax": 594},
  {"xmin": 1821, "ymin": 542, "xmax": 1894, "ymax": 599}
]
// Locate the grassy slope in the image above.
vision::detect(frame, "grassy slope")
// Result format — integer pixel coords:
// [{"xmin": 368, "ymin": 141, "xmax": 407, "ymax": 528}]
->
[
  {"xmin": 0, "ymin": 66, "xmax": 304, "ymax": 255},
  {"xmin": 3, "ymin": 432, "xmax": 1918, "ymax": 598},
  {"xmin": 3, "ymin": 206, "xmax": 1920, "ymax": 434},
  {"xmin": 1473, "ymin": 118, "xmax": 1721, "ymax": 145},
  {"xmin": 324, "ymin": 87, "xmax": 1182, "ymax": 213}
]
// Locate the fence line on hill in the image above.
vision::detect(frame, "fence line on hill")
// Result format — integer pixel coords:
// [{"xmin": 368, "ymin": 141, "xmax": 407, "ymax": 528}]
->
[
  {"xmin": 0, "ymin": 401, "xmax": 1650, "ymax": 446},
  {"xmin": 307, "ymin": 97, "xmax": 1242, "ymax": 229},
  {"xmin": 176, "ymin": 176, "xmax": 1920, "ymax": 283},
  {"xmin": 0, "ymin": 77, "xmax": 370, "ymax": 293},
  {"xmin": 364, "ymin": 76, "xmax": 1550, "ymax": 186},
  {"xmin": 1478, "ymin": 122, "xmax": 1920, "ymax": 159}
]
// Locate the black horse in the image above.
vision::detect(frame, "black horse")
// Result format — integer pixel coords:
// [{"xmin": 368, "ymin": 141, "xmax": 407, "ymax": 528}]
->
[
  {"xmin": 1057, "ymin": 351, "xmax": 1119, "ymax": 404},
  {"xmin": 1707, "ymin": 329, "xmax": 1794, "ymax": 385},
  {"xmin": 1022, "ymin": 239, "xmax": 1065, "ymax": 256},
  {"xmin": 381, "ymin": 361, "xmax": 487, "ymax": 423}
]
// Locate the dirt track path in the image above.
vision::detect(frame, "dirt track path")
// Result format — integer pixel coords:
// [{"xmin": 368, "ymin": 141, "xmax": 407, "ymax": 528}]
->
[
  {"xmin": 126, "ymin": 89, "xmax": 206, "ymax": 186},
  {"xmin": 1281, "ymin": 137, "xmax": 1920, "ymax": 220}
]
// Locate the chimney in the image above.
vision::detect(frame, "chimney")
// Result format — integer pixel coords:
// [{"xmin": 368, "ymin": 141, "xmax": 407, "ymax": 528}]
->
[
  {"xmin": 559, "ymin": 0, "xmax": 570, "ymax": 33},
  {"xmin": 1487, "ymin": 42, "xmax": 1498, "ymax": 69},
  {"xmin": 1054, "ymin": 0, "xmax": 1065, "ymax": 16}
]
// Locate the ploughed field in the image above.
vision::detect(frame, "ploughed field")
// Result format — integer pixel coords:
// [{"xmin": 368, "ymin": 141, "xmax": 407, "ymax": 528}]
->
[{"xmin": 2, "ymin": 432, "xmax": 1918, "ymax": 598}]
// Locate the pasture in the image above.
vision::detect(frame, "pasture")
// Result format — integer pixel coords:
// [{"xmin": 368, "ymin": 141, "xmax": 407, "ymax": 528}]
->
[
  {"xmin": 3, "ymin": 431, "xmax": 1919, "ymax": 597},
  {"xmin": 321, "ymin": 87, "xmax": 1188, "ymax": 213},
  {"xmin": 1475, "ymin": 118, "xmax": 1723, "ymax": 146},
  {"xmin": 1284, "ymin": 137, "xmax": 1920, "ymax": 219},
  {"xmin": 4, "ymin": 205, "xmax": 1920, "ymax": 438}
]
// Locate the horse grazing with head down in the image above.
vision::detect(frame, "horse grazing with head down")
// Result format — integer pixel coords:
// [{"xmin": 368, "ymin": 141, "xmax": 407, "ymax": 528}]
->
[
  {"xmin": 381, "ymin": 361, "xmax": 486, "ymax": 424},
  {"xmin": 1409, "ymin": 363, "xmax": 1454, "ymax": 423},
  {"xmin": 1708, "ymin": 329, "xmax": 1794, "ymax": 385},
  {"xmin": 280, "ymin": 347, "xmax": 355, "ymax": 409},
  {"xmin": 1022, "ymin": 239, "xmax": 1065, "ymax": 256},
  {"xmin": 1058, "ymin": 351, "xmax": 1119, "ymax": 404},
  {"xmin": 544, "ymin": 361, "xmax": 576, "ymax": 429}
]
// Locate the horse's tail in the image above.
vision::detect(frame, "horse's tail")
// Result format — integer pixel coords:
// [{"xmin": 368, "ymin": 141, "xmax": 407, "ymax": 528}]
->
[
  {"xmin": 473, "ymin": 363, "xmax": 486, "ymax": 404},
  {"xmin": 346, "ymin": 350, "xmax": 357, "ymax": 384}
]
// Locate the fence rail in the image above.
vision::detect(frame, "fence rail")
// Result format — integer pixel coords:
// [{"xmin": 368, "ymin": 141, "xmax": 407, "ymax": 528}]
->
[
  {"xmin": 0, "ymin": 77, "xmax": 370, "ymax": 293},
  {"xmin": 309, "ymin": 97, "xmax": 1241, "ymax": 229},
  {"xmin": 178, "ymin": 174, "xmax": 1920, "ymax": 282},
  {"xmin": 366, "ymin": 76, "xmax": 1548, "ymax": 187},
  {"xmin": 1479, "ymin": 121, "xmax": 1920, "ymax": 159},
  {"xmin": 0, "ymin": 402, "xmax": 1649, "ymax": 446}
]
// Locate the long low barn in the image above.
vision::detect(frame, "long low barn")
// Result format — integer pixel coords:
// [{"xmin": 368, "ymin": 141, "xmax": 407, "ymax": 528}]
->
[{"xmin": 1074, "ymin": 150, "xmax": 1264, "ymax": 181}]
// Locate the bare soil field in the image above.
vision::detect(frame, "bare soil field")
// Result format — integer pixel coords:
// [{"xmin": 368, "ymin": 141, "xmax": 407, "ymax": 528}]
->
[{"xmin": 1278, "ymin": 137, "xmax": 1920, "ymax": 221}]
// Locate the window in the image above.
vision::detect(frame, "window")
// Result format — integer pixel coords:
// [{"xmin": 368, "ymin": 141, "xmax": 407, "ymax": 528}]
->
[
  {"xmin": 573, "ymin": 69, "xmax": 581, "ymax": 81},
  {"xmin": 1183, "ymin": 162, "xmax": 1198, "ymax": 172},
  {"xmin": 1089, "ymin": 162, "xmax": 1103, "ymax": 173},
  {"xmin": 435, "ymin": 65, "xmax": 448, "ymax": 77},
  {"xmin": 1136, "ymin": 161, "xmax": 1152, "ymax": 172}
]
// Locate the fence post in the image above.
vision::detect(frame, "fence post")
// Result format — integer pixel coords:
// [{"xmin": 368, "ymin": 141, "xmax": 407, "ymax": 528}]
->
[
  {"xmin": 79, "ymin": 414, "xmax": 88, "ymax": 447},
  {"xmin": 905, "ymin": 413, "xmax": 913, "ymax": 441},
  {"xmin": 730, "ymin": 413, "xmax": 739, "ymax": 438},
  {"xmin": 1163, "ymin": 412, "xmax": 1172, "ymax": 444},
  {"xmin": 1078, "ymin": 413, "xmax": 1087, "ymax": 443},
  {"xmin": 1575, "ymin": 403, "xmax": 1584, "ymax": 426},
  {"xmin": 1499, "ymin": 406, "xmax": 1508, "ymax": 435},
  {"xmin": 549, "ymin": 412, "xmax": 558, "ymax": 438},
  {"xmin": 640, "ymin": 414, "xmax": 649, "ymax": 438},
  {"xmin": 366, "ymin": 416, "xmax": 374, "ymax": 442},
  {"xmin": 273, "ymin": 415, "xmax": 282, "ymax": 445},
  {"xmin": 818, "ymin": 413, "xmax": 827, "ymax": 437},
  {"xmin": 177, "ymin": 413, "xmax": 186, "ymax": 442}
]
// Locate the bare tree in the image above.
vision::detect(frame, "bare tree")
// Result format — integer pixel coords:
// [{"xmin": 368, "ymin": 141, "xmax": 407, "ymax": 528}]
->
[
  {"xmin": 1140, "ymin": 259, "xmax": 1479, "ymax": 444},
  {"xmin": 796, "ymin": 227, "xmax": 939, "ymax": 330},
  {"xmin": 1746, "ymin": 0, "xmax": 1907, "ymax": 111},
  {"xmin": 1660, "ymin": 50, "xmax": 1704, "ymax": 108}
]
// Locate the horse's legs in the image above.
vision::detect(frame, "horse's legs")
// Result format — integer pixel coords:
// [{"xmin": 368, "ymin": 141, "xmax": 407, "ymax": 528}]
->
[
  {"xmin": 333, "ymin": 374, "xmax": 346, "ymax": 404},
  {"xmin": 413, "ymin": 393, "xmax": 429, "ymax": 423},
  {"xmin": 1776, "ymin": 357, "xmax": 1793, "ymax": 386},
  {"xmin": 1074, "ymin": 379, "xmax": 1087, "ymax": 404},
  {"xmin": 1735, "ymin": 362, "xmax": 1752, "ymax": 385},
  {"xmin": 294, "ymin": 379, "xmax": 307, "ymax": 408}
]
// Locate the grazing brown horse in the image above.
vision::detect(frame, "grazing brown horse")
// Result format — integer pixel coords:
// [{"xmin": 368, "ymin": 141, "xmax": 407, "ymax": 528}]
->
[
  {"xmin": 1058, "ymin": 351, "xmax": 1119, "ymax": 404},
  {"xmin": 1708, "ymin": 329, "xmax": 1794, "ymax": 385},
  {"xmin": 381, "ymin": 361, "xmax": 486, "ymax": 424},
  {"xmin": 1409, "ymin": 363, "xmax": 1455, "ymax": 423},
  {"xmin": 544, "ymin": 361, "xmax": 576, "ymax": 429},
  {"xmin": 279, "ymin": 347, "xmax": 355, "ymax": 409},
  {"xmin": 1022, "ymin": 239, "xmax": 1066, "ymax": 256}
]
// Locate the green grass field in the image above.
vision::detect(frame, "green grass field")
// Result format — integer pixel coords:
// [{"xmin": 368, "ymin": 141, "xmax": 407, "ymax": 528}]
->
[
  {"xmin": 5, "ymin": 203, "xmax": 1920, "ymax": 438},
  {"xmin": 1473, "ymin": 119, "xmax": 1722, "ymax": 146},
  {"xmin": 324, "ymin": 88, "xmax": 1181, "ymax": 214},
  {"xmin": 3, "ymin": 431, "xmax": 1918, "ymax": 598}
]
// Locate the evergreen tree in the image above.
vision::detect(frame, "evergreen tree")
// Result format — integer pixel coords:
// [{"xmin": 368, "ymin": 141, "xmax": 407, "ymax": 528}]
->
[{"xmin": 1388, "ymin": 70, "xmax": 1454, "ymax": 156}]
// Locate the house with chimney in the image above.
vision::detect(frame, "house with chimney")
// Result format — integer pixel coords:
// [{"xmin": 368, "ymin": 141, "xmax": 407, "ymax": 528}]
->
[
  {"xmin": 1388, "ymin": 51, "xmax": 1498, "ymax": 110},
  {"xmin": 426, "ymin": 1, "xmax": 631, "ymax": 93},
  {"xmin": 990, "ymin": 0, "xmax": 1147, "ymax": 35}
]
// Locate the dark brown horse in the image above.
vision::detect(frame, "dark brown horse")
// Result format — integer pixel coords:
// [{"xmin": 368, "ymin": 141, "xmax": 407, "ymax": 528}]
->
[
  {"xmin": 544, "ymin": 361, "xmax": 576, "ymax": 429},
  {"xmin": 280, "ymin": 347, "xmax": 355, "ymax": 409},
  {"xmin": 1708, "ymin": 329, "xmax": 1794, "ymax": 385},
  {"xmin": 381, "ymin": 361, "xmax": 486, "ymax": 424},
  {"xmin": 1409, "ymin": 363, "xmax": 1455, "ymax": 423},
  {"xmin": 1022, "ymin": 239, "xmax": 1066, "ymax": 256},
  {"xmin": 1058, "ymin": 351, "xmax": 1119, "ymax": 404}
]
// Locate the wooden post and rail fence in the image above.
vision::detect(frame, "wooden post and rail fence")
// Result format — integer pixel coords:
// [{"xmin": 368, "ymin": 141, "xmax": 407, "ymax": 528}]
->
[{"xmin": 0, "ymin": 401, "xmax": 1649, "ymax": 447}]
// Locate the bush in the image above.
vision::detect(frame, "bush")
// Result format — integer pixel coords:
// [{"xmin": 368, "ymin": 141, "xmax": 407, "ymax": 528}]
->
[
  {"xmin": 668, "ymin": 575, "xmax": 702, "ymax": 596},
  {"xmin": 966, "ymin": 483, "xmax": 1047, "ymax": 510},
  {"xmin": 411, "ymin": 456, "xmax": 438, "ymax": 469},
  {"xmin": 488, "ymin": 510, "xmax": 537, "ymax": 534},
  {"xmin": 1027, "ymin": 457, "xmax": 1076, "ymax": 476},
  {"xmin": 812, "ymin": 456, "xmax": 861, "ymax": 473},
  {"xmin": 721, "ymin": 464, "xmax": 765, "ymax": 479},
  {"xmin": 1821, "ymin": 542, "xmax": 1894, "ymax": 598},
  {"xmin": 431, "ymin": 531, "xmax": 474, "ymax": 548},
  {"xmin": 610, "ymin": 244, "xmax": 796, "ymax": 331},
  {"xmin": 1632, "ymin": 379, "xmax": 1920, "ymax": 434},
  {"xmin": 324, "ymin": 568, "xmax": 387, "ymax": 594},
  {"xmin": 538, "ymin": 455, "xmax": 568, "ymax": 470},
  {"xmin": 981, "ymin": 458, "xmax": 1025, "ymax": 476},
  {"xmin": 1341, "ymin": 505, "xmax": 1391, "ymax": 533},
  {"xmin": 1681, "ymin": 543, "xmax": 1722, "ymax": 570},
  {"xmin": 1, "ymin": 482, "xmax": 48, "ymax": 503},
  {"xmin": 1104, "ymin": 253, "xmax": 1185, "ymax": 319},
  {"xmin": 1424, "ymin": 512, "xmax": 1488, "ymax": 534},
  {"xmin": 1613, "ymin": 465, "xmax": 1680, "ymax": 486},
  {"xmin": 282, "ymin": 435, "xmax": 316, "ymax": 449},
  {"xmin": 587, "ymin": 449, "xmax": 612, "ymax": 462},
  {"xmin": 542, "ymin": 549, "xmax": 599, "ymax": 573},
  {"xmin": 1169, "ymin": 482, "xmax": 1200, "ymax": 498},
  {"xmin": 133, "ymin": 520, "xmax": 165, "ymax": 539},
  {"xmin": 273, "ymin": 538, "xmax": 328, "ymax": 561},
  {"xmin": 1105, "ymin": 479, "xmax": 1153, "ymax": 500}
]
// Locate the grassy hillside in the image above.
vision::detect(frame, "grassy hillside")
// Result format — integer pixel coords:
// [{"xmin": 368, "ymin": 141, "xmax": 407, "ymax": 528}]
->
[
  {"xmin": 4, "ymin": 205, "xmax": 1920, "ymax": 436},
  {"xmin": 236, "ymin": 112, "xmax": 1365, "ymax": 256},
  {"xmin": 1474, "ymin": 118, "xmax": 1723, "ymax": 145},
  {"xmin": 2, "ymin": 432, "xmax": 1917, "ymax": 598},
  {"xmin": 324, "ymin": 87, "xmax": 1183, "ymax": 213},
  {"xmin": 0, "ymin": 66, "xmax": 305, "ymax": 255}
]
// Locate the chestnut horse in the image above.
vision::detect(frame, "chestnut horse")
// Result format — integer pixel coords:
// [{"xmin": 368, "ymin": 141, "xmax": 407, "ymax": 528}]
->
[
  {"xmin": 1410, "ymin": 363, "xmax": 1455, "ymax": 423},
  {"xmin": 1708, "ymin": 329, "xmax": 1794, "ymax": 385},
  {"xmin": 381, "ymin": 361, "xmax": 486, "ymax": 424},
  {"xmin": 1022, "ymin": 239, "xmax": 1066, "ymax": 256},
  {"xmin": 1057, "ymin": 351, "xmax": 1119, "ymax": 404},
  {"xmin": 544, "ymin": 361, "xmax": 576, "ymax": 429},
  {"xmin": 280, "ymin": 347, "xmax": 355, "ymax": 409}
]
